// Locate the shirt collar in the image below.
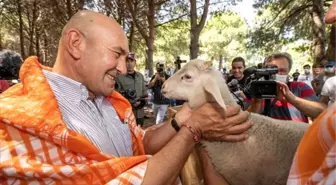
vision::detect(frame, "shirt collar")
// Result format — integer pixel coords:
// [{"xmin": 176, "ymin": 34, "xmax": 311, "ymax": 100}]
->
[{"xmin": 43, "ymin": 70, "xmax": 102, "ymax": 103}]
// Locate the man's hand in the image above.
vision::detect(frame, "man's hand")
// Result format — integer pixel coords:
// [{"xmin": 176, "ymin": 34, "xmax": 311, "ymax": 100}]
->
[
  {"xmin": 276, "ymin": 81, "xmax": 295, "ymax": 102},
  {"xmin": 175, "ymin": 103, "xmax": 252, "ymax": 142}
]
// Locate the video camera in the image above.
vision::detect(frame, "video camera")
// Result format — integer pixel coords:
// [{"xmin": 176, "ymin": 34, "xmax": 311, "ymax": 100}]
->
[
  {"xmin": 120, "ymin": 89, "xmax": 137, "ymax": 104},
  {"xmin": 243, "ymin": 66, "xmax": 279, "ymax": 99},
  {"xmin": 157, "ymin": 63, "xmax": 165, "ymax": 77},
  {"xmin": 120, "ymin": 89, "xmax": 147, "ymax": 109},
  {"xmin": 174, "ymin": 56, "xmax": 187, "ymax": 70}
]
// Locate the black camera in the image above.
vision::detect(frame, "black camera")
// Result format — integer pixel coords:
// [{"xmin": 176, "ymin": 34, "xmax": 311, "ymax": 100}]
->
[
  {"xmin": 157, "ymin": 64, "xmax": 165, "ymax": 77},
  {"xmin": 174, "ymin": 56, "xmax": 187, "ymax": 70},
  {"xmin": 243, "ymin": 66, "xmax": 279, "ymax": 99},
  {"xmin": 120, "ymin": 89, "xmax": 137, "ymax": 104}
]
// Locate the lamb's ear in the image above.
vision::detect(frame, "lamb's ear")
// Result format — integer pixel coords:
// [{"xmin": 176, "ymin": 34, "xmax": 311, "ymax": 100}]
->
[
  {"xmin": 202, "ymin": 75, "xmax": 227, "ymax": 115},
  {"xmin": 204, "ymin": 61, "xmax": 213, "ymax": 70}
]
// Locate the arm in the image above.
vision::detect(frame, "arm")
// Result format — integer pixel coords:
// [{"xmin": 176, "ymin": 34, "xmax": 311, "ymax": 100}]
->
[
  {"xmin": 277, "ymin": 82, "xmax": 326, "ymax": 119},
  {"xmin": 142, "ymin": 127, "xmax": 195, "ymax": 185},
  {"xmin": 247, "ymin": 98, "xmax": 263, "ymax": 113},
  {"xmin": 198, "ymin": 147, "xmax": 229, "ymax": 185},
  {"xmin": 143, "ymin": 103, "xmax": 252, "ymax": 184},
  {"xmin": 143, "ymin": 103, "xmax": 252, "ymax": 155},
  {"xmin": 147, "ymin": 74, "xmax": 158, "ymax": 88},
  {"xmin": 320, "ymin": 95, "xmax": 329, "ymax": 105}
]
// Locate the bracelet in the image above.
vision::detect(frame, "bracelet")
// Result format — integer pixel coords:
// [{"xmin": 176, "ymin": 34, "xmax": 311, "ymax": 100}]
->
[
  {"xmin": 171, "ymin": 114, "xmax": 180, "ymax": 132},
  {"xmin": 182, "ymin": 125, "xmax": 200, "ymax": 143}
]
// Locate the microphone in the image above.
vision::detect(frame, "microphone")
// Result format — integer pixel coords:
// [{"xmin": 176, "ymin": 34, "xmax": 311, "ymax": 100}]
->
[
  {"xmin": 227, "ymin": 79, "xmax": 239, "ymax": 87},
  {"xmin": 0, "ymin": 50, "xmax": 23, "ymax": 80}
]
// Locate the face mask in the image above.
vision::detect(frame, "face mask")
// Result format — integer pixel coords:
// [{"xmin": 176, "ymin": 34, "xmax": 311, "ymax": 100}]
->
[
  {"xmin": 275, "ymin": 74, "xmax": 288, "ymax": 83},
  {"xmin": 304, "ymin": 69, "xmax": 310, "ymax": 74},
  {"xmin": 324, "ymin": 67, "xmax": 334, "ymax": 73}
]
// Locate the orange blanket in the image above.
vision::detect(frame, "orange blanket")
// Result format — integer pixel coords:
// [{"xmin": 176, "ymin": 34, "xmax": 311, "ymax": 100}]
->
[
  {"xmin": 287, "ymin": 104, "xmax": 336, "ymax": 185},
  {"xmin": 0, "ymin": 56, "xmax": 149, "ymax": 184}
]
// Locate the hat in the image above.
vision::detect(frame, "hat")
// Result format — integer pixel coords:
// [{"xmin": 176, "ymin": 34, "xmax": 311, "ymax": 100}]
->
[
  {"xmin": 127, "ymin": 52, "xmax": 136, "ymax": 61},
  {"xmin": 325, "ymin": 61, "xmax": 336, "ymax": 68}
]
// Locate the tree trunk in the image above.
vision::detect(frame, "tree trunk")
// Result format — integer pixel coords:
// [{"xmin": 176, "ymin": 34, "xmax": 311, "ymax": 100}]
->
[
  {"xmin": 146, "ymin": 40, "xmax": 154, "ymax": 76},
  {"xmin": 0, "ymin": 30, "xmax": 3, "ymax": 50},
  {"xmin": 147, "ymin": 0, "xmax": 155, "ymax": 76},
  {"xmin": 219, "ymin": 54, "xmax": 223, "ymax": 71},
  {"xmin": 29, "ymin": 0, "xmax": 38, "ymax": 55},
  {"xmin": 189, "ymin": 0, "xmax": 210, "ymax": 60},
  {"xmin": 17, "ymin": 0, "xmax": 26, "ymax": 59},
  {"xmin": 311, "ymin": 0, "xmax": 325, "ymax": 64},
  {"xmin": 66, "ymin": 0, "xmax": 73, "ymax": 19},
  {"xmin": 326, "ymin": 24, "xmax": 336, "ymax": 61},
  {"xmin": 35, "ymin": 28, "xmax": 40, "ymax": 59},
  {"xmin": 129, "ymin": 21, "xmax": 135, "ymax": 51}
]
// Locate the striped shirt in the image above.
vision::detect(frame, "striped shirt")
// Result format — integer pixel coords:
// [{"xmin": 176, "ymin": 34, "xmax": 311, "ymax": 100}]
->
[
  {"xmin": 43, "ymin": 70, "xmax": 133, "ymax": 157},
  {"xmin": 263, "ymin": 81, "xmax": 319, "ymax": 122}
]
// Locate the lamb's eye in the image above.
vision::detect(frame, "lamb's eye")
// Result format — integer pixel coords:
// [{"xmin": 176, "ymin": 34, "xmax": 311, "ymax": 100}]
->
[{"xmin": 184, "ymin": 74, "xmax": 192, "ymax": 79}]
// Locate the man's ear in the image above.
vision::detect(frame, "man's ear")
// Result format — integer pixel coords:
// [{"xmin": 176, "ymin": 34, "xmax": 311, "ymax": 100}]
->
[{"xmin": 66, "ymin": 29, "xmax": 82, "ymax": 60}]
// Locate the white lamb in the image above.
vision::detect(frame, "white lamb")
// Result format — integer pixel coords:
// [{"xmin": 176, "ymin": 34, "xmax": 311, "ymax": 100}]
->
[{"xmin": 162, "ymin": 59, "xmax": 308, "ymax": 185}]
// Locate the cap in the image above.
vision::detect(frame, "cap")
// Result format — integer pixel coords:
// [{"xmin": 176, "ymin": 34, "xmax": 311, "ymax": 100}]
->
[
  {"xmin": 127, "ymin": 52, "xmax": 136, "ymax": 61},
  {"xmin": 325, "ymin": 61, "xmax": 336, "ymax": 67}
]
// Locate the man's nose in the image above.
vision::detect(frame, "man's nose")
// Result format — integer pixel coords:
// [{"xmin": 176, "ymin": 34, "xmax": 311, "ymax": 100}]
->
[{"xmin": 117, "ymin": 58, "xmax": 127, "ymax": 74}]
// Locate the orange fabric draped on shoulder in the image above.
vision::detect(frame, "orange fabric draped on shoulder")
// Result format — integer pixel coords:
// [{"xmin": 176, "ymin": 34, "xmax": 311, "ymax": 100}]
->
[
  {"xmin": 0, "ymin": 56, "xmax": 149, "ymax": 184},
  {"xmin": 287, "ymin": 104, "xmax": 336, "ymax": 185}
]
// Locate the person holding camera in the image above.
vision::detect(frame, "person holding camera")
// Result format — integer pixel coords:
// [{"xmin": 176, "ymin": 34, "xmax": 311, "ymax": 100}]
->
[
  {"xmin": 248, "ymin": 52, "xmax": 326, "ymax": 122},
  {"xmin": 148, "ymin": 61, "xmax": 170, "ymax": 124},
  {"xmin": 115, "ymin": 52, "xmax": 148, "ymax": 127}
]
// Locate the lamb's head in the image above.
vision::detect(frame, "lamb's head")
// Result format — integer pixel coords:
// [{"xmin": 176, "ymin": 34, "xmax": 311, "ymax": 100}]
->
[{"xmin": 162, "ymin": 59, "xmax": 226, "ymax": 111}]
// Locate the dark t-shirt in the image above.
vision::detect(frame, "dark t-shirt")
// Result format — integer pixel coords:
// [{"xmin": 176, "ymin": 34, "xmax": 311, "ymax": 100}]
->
[
  {"xmin": 150, "ymin": 73, "xmax": 170, "ymax": 105},
  {"xmin": 226, "ymin": 75, "xmax": 246, "ymax": 88}
]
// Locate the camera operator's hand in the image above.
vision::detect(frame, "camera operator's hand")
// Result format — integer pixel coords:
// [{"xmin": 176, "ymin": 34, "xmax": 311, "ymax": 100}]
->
[
  {"xmin": 175, "ymin": 103, "xmax": 252, "ymax": 142},
  {"xmin": 132, "ymin": 101, "xmax": 141, "ymax": 108},
  {"xmin": 276, "ymin": 81, "xmax": 295, "ymax": 102}
]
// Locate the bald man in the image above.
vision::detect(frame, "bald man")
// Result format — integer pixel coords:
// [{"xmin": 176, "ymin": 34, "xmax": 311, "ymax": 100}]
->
[{"xmin": 0, "ymin": 10, "xmax": 252, "ymax": 184}]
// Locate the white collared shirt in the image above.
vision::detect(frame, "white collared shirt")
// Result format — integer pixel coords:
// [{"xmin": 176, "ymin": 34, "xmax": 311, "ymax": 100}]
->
[{"xmin": 43, "ymin": 70, "xmax": 133, "ymax": 157}]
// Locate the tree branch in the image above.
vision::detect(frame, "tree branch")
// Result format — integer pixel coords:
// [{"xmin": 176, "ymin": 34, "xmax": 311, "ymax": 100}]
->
[
  {"xmin": 197, "ymin": 0, "xmax": 209, "ymax": 29},
  {"xmin": 126, "ymin": 0, "xmax": 149, "ymax": 40}
]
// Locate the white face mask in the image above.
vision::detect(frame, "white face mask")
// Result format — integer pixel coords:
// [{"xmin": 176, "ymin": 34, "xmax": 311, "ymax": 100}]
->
[
  {"xmin": 275, "ymin": 74, "xmax": 288, "ymax": 83},
  {"xmin": 325, "ymin": 67, "xmax": 334, "ymax": 73},
  {"xmin": 304, "ymin": 69, "xmax": 310, "ymax": 74}
]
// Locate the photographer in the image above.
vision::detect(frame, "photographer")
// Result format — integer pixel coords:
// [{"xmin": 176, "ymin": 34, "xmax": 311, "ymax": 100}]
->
[
  {"xmin": 148, "ymin": 61, "xmax": 170, "ymax": 124},
  {"xmin": 248, "ymin": 52, "xmax": 326, "ymax": 122},
  {"xmin": 115, "ymin": 53, "xmax": 148, "ymax": 126}
]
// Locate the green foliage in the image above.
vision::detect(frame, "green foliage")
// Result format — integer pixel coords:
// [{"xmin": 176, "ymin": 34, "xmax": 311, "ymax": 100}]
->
[{"xmin": 200, "ymin": 11, "xmax": 248, "ymax": 60}]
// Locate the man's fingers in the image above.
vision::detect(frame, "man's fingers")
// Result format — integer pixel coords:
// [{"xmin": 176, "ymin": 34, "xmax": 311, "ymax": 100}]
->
[
  {"xmin": 222, "ymin": 133, "xmax": 248, "ymax": 142},
  {"xmin": 226, "ymin": 111, "xmax": 250, "ymax": 126},
  {"xmin": 227, "ymin": 121, "xmax": 253, "ymax": 134},
  {"xmin": 223, "ymin": 105, "xmax": 241, "ymax": 117}
]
